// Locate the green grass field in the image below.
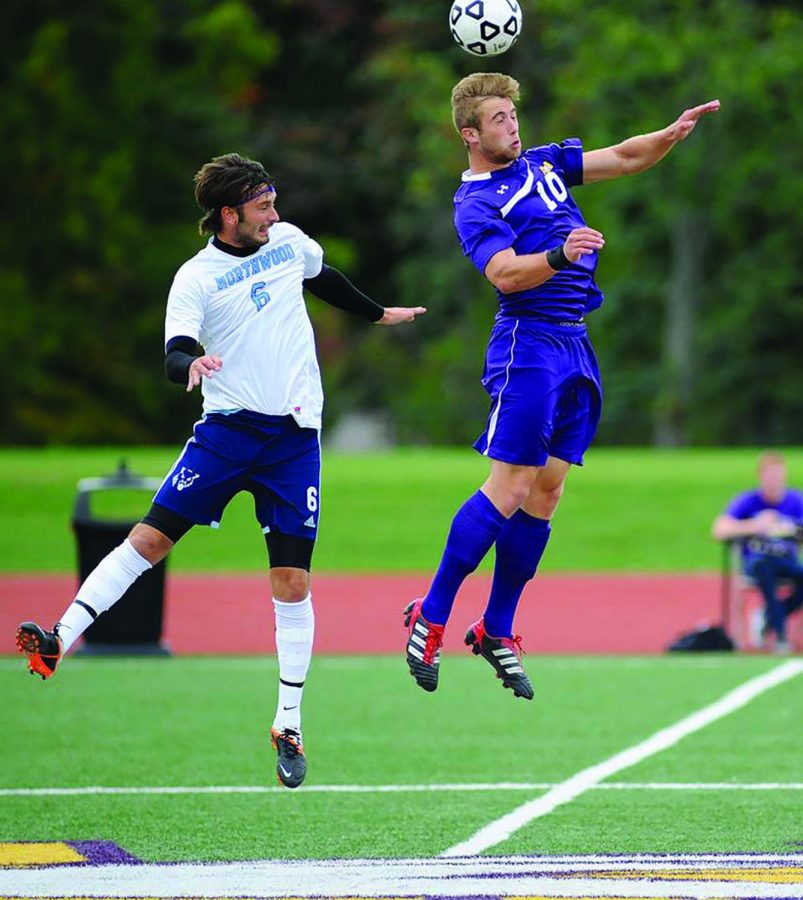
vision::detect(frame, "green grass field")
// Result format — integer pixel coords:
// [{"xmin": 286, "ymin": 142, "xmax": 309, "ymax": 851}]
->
[
  {"xmin": 3, "ymin": 447, "xmax": 802, "ymax": 883},
  {"xmin": 1, "ymin": 654, "xmax": 801, "ymax": 860},
  {"xmin": 3, "ymin": 446, "xmax": 801, "ymax": 573}
]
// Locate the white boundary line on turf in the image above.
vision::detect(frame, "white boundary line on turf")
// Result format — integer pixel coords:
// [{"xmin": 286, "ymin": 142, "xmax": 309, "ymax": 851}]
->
[
  {"xmin": 5, "ymin": 853, "xmax": 803, "ymax": 898},
  {"xmin": 441, "ymin": 659, "xmax": 803, "ymax": 857},
  {"xmin": 2, "ymin": 781, "xmax": 803, "ymax": 797},
  {"xmin": 2, "ymin": 854, "xmax": 801, "ymax": 900}
]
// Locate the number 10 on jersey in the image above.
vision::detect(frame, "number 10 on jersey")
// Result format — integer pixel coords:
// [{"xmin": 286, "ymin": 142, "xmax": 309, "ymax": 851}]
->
[{"xmin": 536, "ymin": 171, "xmax": 568, "ymax": 211}]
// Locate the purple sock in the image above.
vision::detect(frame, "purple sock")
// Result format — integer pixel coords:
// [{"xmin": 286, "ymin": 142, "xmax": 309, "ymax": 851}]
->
[
  {"xmin": 484, "ymin": 510, "xmax": 551, "ymax": 638},
  {"xmin": 421, "ymin": 491, "xmax": 507, "ymax": 626}
]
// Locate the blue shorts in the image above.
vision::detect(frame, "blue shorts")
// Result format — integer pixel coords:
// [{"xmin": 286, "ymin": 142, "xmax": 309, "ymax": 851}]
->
[
  {"xmin": 473, "ymin": 318, "xmax": 602, "ymax": 468},
  {"xmin": 153, "ymin": 411, "xmax": 321, "ymax": 539}
]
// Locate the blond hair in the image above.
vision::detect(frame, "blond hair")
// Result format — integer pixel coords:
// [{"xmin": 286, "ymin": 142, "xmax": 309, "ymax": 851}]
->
[
  {"xmin": 451, "ymin": 72, "xmax": 520, "ymax": 135},
  {"xmin": 758, "ymin": 450, "xmax": 786, "ymax": 472}
]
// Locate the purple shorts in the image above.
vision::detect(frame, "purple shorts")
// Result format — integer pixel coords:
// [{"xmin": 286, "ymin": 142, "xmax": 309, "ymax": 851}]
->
[
  {"xmin": 154, "ymin": 411, "xmax": 321, "ymax": 539},
  {"xmin": 473, "ymin": 318, "xmax": 602, "ymax": 468}
]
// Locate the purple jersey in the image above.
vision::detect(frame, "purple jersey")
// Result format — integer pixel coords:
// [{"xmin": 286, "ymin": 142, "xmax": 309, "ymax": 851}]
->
[
  {"xmin": 453, "ymin": 139, "xmax": 603, "ymax": 321},
  {"xmin": 726, "ymin": 488, "xmax": 803, "ymax": 562}
]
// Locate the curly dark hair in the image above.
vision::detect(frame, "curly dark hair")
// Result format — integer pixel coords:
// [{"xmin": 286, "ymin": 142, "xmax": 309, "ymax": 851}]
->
[{"xmin": 193, "ymin": 153, "xmax": 274, "ymax": 235}]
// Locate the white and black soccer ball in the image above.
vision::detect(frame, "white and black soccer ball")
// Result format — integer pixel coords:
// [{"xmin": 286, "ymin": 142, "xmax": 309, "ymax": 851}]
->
[{"xmin": 449, "ymin": 0, "xmax": 523, "ymax": 57}]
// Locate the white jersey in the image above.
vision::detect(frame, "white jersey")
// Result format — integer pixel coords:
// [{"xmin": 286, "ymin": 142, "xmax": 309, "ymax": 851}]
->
[{"xmin": 164, "ymin": 222, "xmax": 325, "ymax": 430}]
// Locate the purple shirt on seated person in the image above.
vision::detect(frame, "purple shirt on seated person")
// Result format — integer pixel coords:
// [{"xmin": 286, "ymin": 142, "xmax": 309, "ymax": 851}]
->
[{"xmin": 726, "ymin": 489, "xmax": 803, "ymax": 563}]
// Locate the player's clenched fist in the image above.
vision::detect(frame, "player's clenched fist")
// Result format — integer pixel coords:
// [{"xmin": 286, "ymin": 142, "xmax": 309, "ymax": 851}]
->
[{"xmin": 563, "ymin": 227, "xmax": 605, "ymax": 262}]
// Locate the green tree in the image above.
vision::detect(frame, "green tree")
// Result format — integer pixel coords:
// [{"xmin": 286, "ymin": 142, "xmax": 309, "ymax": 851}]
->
[
  {"xmin": 360, "ymin": 0, "xmax": 803, "ymax": 446},
  {"xmin": 2, "ymin": 0, "xmax": 801, "ymax": 447},
  {"xmin": 0, "ymin": 0, "xmax": 276, "ymax": 442}
]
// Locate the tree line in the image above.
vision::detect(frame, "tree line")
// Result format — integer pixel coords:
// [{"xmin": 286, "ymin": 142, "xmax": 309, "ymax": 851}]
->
[{"xmin": 2, "ymin": 0, "xmax": 801, "ymax": 446}]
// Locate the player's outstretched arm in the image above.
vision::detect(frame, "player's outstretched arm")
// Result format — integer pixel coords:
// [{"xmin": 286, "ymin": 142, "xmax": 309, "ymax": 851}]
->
[
  {"xmin": 305, "ymin": 266, "xmax": 426, "ymax": 325},
  {"xmin": 375, "ymin": 307, "xmax": 427, "ymax": 325},
  {"xmin": 583, "ymin": 99, "xmax": 720, "ymax": 184}
]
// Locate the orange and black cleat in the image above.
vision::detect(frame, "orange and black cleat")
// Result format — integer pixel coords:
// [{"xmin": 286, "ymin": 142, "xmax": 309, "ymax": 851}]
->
[
  {"xmin": 270, "ymin": 727, "xmax": 307, "ymax": 789},
  {"xmin": 464, "ymin": 616, "xmax": 534, "ymax": 700},
  {"xmin": 16, "ymin": 622, "xmax": 63, "ymax": 680}
]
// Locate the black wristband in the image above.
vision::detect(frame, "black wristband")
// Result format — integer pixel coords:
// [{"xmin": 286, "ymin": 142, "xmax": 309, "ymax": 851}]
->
[
  {"xmin": 546, "ymin": 244, "xmax": 572, "ymax": 271},
  {"xmin": 165, "ymin": 335, "xmax": 198, "ymax": 384}
]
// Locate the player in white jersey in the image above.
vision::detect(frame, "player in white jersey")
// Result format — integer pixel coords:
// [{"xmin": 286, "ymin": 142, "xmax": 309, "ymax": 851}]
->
[{"xmin": 16, "ymin": 153, "xmax": 426, "ymax": 788}]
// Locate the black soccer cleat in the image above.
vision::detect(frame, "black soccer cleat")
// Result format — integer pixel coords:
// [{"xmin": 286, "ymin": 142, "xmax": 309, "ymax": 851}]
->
[
  {"xmin": 16, "ymin": 622, "xmax": 63, "ymax": 680},
  {"xmin": 464, "ymin": 617, "xmax": 534, "ymax": 700},
  {"xmin": 403, "ymin": 599, "xmax": 444, "ymax": 693},
  {"xmin": 270, "ymin": 727, "xmax": 307, "ymax": 789}
]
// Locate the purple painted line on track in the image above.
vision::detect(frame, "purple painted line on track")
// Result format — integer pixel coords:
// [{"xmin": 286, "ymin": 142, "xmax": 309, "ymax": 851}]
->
[{"xmin": 67, "ymin": 840, "xmax": 142, "ymax": 865}]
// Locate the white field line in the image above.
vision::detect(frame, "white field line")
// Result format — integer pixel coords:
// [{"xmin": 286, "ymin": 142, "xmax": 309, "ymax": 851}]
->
[
  {"xmin": 1, "ymin": 781, "xmax": 803, "ymax": 797},
  {"xmin": 5, "ymin": 853, "xmax": 803, "ymax": 898},
  {"xmin": 442, "ymin": 659, "xmax": 803, "ymax": 857}
]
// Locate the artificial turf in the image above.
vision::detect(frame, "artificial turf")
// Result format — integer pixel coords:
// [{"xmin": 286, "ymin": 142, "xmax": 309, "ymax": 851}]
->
[{"xmin": 0, "ymin": 653, "xmax": 799, "ymax": 860}]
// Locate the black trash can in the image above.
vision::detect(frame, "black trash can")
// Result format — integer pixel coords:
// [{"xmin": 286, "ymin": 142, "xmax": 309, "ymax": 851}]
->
[{"xmin": 72, "ymin": 461, "xmax": 170, "ymax": 655}]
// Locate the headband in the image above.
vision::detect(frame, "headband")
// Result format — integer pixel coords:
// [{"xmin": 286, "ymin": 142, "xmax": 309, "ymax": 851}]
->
[{"xmin": 239, "ymin": 183, "xmax": 275, "ymax": 206}]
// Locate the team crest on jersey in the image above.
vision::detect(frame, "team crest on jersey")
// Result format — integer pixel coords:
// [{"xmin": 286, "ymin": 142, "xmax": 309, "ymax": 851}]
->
[
  {"xmin": 172, "ymin": 466, "xmax": 200, "ymax": 491},
  {"xmin": 540, "ymin": 161, "xmax": 554, "ymax": 174}
]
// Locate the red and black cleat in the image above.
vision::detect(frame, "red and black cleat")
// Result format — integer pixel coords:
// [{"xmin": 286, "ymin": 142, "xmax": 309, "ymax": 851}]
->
[
  {"xmin": 403, "ymin": 599, "xmax": 444, "ymax": 693},
  {"xmin": 464, "ymin": 617, "xmax": 534, "ymax": 700},
  {"xmin": 16, "ymin": 622, "xmax": 63, "ymax": 681}
]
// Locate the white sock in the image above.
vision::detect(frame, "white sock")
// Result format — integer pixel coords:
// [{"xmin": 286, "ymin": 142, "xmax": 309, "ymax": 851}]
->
[
  {"xmin": 272, "ymin": 593, "xmax": 314, "ymax": 733},
  {"xmin": 56, "ymin": 539, "xmax": 152, "ymax": 653}
]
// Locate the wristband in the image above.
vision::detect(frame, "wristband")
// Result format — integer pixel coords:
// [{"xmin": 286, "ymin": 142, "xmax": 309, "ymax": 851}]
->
[{"xmin": 546, "ymin": 244, "xmax": 572, "ymax": 271}]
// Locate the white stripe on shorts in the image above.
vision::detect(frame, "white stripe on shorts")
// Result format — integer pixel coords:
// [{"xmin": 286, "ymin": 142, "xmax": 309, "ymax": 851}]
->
[{"xmin": 484, "ymin": 320, "xmax": 519, "ymax": 456}]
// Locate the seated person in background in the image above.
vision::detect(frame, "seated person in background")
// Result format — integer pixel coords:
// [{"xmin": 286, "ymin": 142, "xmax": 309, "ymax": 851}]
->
[{"xmin": 712, "ymin": 451, "xmax": 803, "ymax": 654}]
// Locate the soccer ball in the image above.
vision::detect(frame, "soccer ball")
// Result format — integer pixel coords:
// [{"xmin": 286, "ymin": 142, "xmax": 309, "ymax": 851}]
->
[{"xmin": 449, "ymin": 0, "xmax": 523, "ymax": 56}]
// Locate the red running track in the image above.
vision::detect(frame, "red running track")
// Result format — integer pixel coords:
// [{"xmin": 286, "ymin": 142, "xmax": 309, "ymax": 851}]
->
[{"xmin": 0, "ymin": 572, "xmax": 723, "ymax": 655}]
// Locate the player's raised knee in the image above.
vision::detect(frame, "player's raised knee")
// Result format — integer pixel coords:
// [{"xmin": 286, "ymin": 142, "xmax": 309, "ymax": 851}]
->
[{"xmin": 128, "ymin": 523, "xmax": 174, "ymax": 564}]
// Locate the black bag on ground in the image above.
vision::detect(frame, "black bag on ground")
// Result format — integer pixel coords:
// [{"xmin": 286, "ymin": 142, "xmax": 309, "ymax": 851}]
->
[{"xmin": 667, "ymin": 624, "xmax": 734, "ymax": 652}]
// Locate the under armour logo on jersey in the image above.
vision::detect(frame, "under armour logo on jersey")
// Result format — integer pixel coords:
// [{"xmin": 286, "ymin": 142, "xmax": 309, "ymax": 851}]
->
[
  {"xmin": 539, "ymin": 161, "xmax": 554, "ymax": 175},
  {"xmin": 172, "ymin": 466, "xmax": 200, "ymax": 491},
  {"xmin": 496, "ymin": 184, "xmax": 510, "ymax": 195}
]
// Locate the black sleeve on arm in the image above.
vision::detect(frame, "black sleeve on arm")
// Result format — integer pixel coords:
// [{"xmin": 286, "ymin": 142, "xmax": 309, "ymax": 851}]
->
[
  {"xmin": 165, "ymin": 335, "xmax": 199, "ymax": 384},
  {"xmin": 304, "ymin": 265, "xmax": 384, "ymax": 322}
]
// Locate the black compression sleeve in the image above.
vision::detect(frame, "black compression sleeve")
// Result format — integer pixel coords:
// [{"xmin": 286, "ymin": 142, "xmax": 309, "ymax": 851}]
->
[
  {"xmin": 165, "ymin": 335, "xmax": 198, "ymax": 384},
  {"xmin": 304, "ymin": 265, "xmax": 384, "ymax": 322}
]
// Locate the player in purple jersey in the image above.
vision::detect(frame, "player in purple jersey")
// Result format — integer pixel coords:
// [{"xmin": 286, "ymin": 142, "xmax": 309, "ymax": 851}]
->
[
  {"xmin": 404, "ymin": 72, "xmax": 720, "ymax": 697},
  {"xmin": 713, "ymin": 451, "xmax": 803, "ymax": 654}
]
